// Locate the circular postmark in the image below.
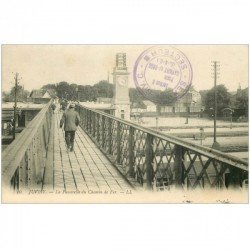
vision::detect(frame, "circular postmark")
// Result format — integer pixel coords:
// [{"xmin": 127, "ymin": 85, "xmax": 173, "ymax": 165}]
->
[{"xmin": 133, "ymin": 45, "xmax": 193, "ymax": 105}]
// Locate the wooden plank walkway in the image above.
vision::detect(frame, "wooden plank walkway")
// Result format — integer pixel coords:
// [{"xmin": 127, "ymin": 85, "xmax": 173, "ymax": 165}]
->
[{"xmin": 42, "ymin": 112, "xmax": 131, "ymax": 192}]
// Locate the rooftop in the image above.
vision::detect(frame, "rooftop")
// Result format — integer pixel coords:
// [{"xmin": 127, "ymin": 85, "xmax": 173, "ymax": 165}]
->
[
  {"xmin": 143, "ymin": 100, "xmax": 157, "ymax": 106},
  {"xmin": 79, "ymin": 102, "xmax": 115, "ymax": 110},
  {"xmin": 2, "ymin": 102, "xmax": 46, "ymax": 110},
  {"xmin": 30, "ymin": 89, "xmax": 57, "ymax": 98}
]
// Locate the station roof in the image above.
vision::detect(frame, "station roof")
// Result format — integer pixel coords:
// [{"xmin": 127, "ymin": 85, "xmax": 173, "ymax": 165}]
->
[
  {"xmin": 79, "ymin": 102, "xmax": 115, "ymax": 110},
  {"xmin": 2, "ymin": 102, "xmax": 45, "ymax": 110}
]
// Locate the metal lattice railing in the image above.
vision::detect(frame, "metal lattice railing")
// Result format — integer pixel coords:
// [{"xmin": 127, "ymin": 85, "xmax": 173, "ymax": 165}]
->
[{"xmin": 76, "ymin": 104, "xmax": 248, "ymax": 191}]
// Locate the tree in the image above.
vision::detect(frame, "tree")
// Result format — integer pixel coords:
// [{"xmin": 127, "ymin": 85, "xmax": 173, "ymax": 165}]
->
[
  {"xmin": 93, "ymin": 81, "xmax": 113, "ymax": 98},
  {"xmin": 204, "ymin": 85, "xmax": 231, "ymax": 116},
  {"xmin": 42, "ymin": 83, "xmax": 56, "ymax": 90},
  {"xmin": 2, "ymin": 86, "xmax": 29, "ymax": 102},
  {"xmin": 157, "ymin": 88, "xmax": 177, "ymax": 104},
  {"xmin": 130, "ymin": 87, "xmax": 177, "ymax": 105},
  {"xmin": 199, "ymin": 89, "xmax": 209, "ymax": 106},
  {"xmin": 235, "ymin": 88, "xmax": 248, "ymax": 116},
  {"xmin": 43, "ymin": 80, "xmax": 114, "ymax": 102},
  {"xmin": 56, "ymin": 82, "xmax": 73, "ymax": 100},
  {"xmin": 7, "ymin": 85, "xmax": 30, "ymax": 102},
  {"xmin": 80, "ymin": 85, "xmax": 98, "ymax": 101},
  {"xmin": 41, "ymin": 79, "xmax": 182, "ymax": 104},
  {"xmin": 2, "ymin": 91, "xmax": 11, "ymax": 102},
  {"xmin": 129, "ymin": 88, "xmax": 145, "ymax": 105}
]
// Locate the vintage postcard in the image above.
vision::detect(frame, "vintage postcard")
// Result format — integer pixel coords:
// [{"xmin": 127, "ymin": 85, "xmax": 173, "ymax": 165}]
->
[{"xmin": 1, "ymin": 45, "xmax": 248, "ymax": 203}]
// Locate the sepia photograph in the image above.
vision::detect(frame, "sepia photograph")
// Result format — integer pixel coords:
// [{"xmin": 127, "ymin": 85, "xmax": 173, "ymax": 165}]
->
[
  {"xmin": 1, "ymin": 1, "xmax": 250, "ymax": 250},
  {"xmin": 1, "ymin": 44, "xmax": 249, "ymax": 203}
]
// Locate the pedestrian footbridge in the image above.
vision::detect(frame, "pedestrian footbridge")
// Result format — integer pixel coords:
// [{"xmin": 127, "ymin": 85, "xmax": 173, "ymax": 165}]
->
[{"xmin": 2, "ymin": 101, "xmax": 248, "ymax": 192}]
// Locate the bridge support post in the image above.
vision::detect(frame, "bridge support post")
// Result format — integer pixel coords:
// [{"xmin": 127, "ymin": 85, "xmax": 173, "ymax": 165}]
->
[
  {"xmin": 228, "ymin": 166, "xmax": 241, "ymax": 189},
  {"xmin": 86, "ymin": 110, "xmax": 88, "ymax": 131},
  {"xmin": 93, "ymin": 113, "xmax": 96, "ymax": 138},
  {"xmin": 145, "ymin": 133, "xmax": 154, "ymax": 190},
  {"xmin": 101, "ymin": 116, "xmax": 105, "ymax": 148},
  {"xmin": 107, "ymin": 118, "xmax": 112, "ymax": 154},
  {"xmin": 19, "ymin": 154, "xmax": 28, "ymax": 190},
  {"xmin": 83, "ymin": 109, "xmax": 87, "ymax": 129},
  {"xmin": 43, "ymin": 112, "xmax": 54, "ymax": 187},
  {"xmin": 128, "ymin": 126, "xmax": 135, "ymax": 177},
  {"xmin": 36, "ymin": 129, "xmax": 45, "ymax": 185},
  {"xmin": 116, "ymin": 122, "xmax": 121, "ymax": 165},
  {"xmin": 32, "ymin": 136, "xmax": 38, "ymax": 185},
  {"xmin": 27, "ymin": 145, "xmax": 35, "ymax": 186},
  {"xmin": 96, "ymin": 114, "xmax": 100, "ymax": 142},
  {"xmin": 79, "ymin": 108, "xmax": 82, "ymax": 127},
  {"xmin": 89, "ymin": 111, "xmax": 92, "ymax": 134},
  {"xmin": 83, "ymin": 109, "xmax": 86, "ymax": 129},
  {"xmin": 174, "ymin": 145, "xmax": 185, "ymax": 189}
]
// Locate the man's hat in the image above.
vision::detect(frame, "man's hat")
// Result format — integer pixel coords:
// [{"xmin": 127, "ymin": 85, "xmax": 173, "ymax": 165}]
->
[{"xmin": 69, "ymin": 103, "xmax": 75, "ymax": 108}]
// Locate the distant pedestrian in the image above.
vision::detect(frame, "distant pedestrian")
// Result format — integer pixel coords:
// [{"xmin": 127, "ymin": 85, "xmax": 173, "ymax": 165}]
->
[
  {"xmin": 7, "ymin": 121, "xmax": 13, "ymax": 136},
  {"xmin": 60, "ymin": 103, "xmax": 80, "ymax": 152},
  {"xmin": 60, "ymin": 99, "xmax": 68, "ymax": 112},
  {"xmin": 51, "ymin": 102, "xmax": 56, "ymax": 113}
]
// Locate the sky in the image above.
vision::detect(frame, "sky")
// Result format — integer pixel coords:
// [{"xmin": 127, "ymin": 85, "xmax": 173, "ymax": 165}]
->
[{"xmin": 2, "ymin": 45, "xmax": 248, "ymax": 93}]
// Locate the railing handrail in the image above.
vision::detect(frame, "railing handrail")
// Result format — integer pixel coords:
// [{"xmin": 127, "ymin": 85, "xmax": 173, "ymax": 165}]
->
[
  {"xmin": 2, "ymin": 100, "xmax": 52, "ymax": 186},
  {"xmin": 78, "ymin": 103, "xmax": 248, "ymax": 171}
]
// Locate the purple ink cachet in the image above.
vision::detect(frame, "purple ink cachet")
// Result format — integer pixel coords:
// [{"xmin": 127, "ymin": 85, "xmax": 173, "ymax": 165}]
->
[{"xmin": 133, "ymin": 45, "xmax": 193, "ymax": 104}]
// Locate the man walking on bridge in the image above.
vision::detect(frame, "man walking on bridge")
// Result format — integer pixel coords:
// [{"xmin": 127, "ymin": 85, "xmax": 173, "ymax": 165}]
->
[{"xmin": 60, "ymin": 103, "xmax": 80, "ymax": 152}]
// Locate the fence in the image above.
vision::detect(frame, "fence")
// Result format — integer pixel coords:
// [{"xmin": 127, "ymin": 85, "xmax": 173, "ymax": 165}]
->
[
  {"xmin": 2, "ymin": 101, "xmax": 247, "ymax": 191},
  {"xmin": 2, "ymin": 101, "xmax": 53, "ymax": 191},
  {"xmin": 76, "ymin": 104, "xmax": 248, "ymax": 191}
]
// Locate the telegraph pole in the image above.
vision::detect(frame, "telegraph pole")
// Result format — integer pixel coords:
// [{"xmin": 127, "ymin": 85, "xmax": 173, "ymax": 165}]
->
[
  {"xmin": 211, "ymin": 61, "xmax": 220, "ymax": 150},
  {"xmin": 13, "ymin": 73, "xmax": 20, "ymax": 140}
]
